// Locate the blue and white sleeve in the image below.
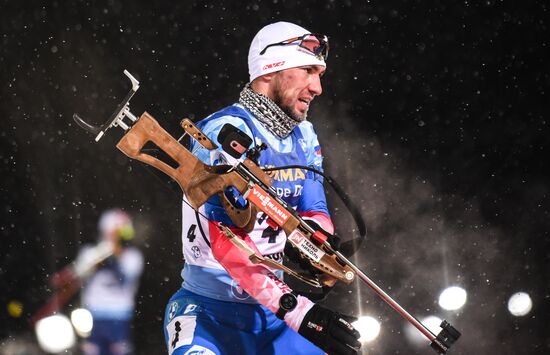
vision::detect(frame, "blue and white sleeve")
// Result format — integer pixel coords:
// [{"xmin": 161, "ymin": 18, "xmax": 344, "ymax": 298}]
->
[
  {"xmin": 296, "ymin": 122, "xmax": 331, "ymax": 218},
  {"xmin": 191, "ymin": 115, "xmax": 254, "ymax": 166}
]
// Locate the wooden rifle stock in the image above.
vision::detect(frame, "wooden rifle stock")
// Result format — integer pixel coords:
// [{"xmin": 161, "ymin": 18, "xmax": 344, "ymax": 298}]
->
[{"xmin": 115, "ymin": 112, "xmax": 355, "ymax": 285}]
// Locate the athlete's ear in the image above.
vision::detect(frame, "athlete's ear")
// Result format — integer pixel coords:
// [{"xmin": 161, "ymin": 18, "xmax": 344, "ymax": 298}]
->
[
  {"xmin": 250, "ymin": 74, "xmax": 276, "ymax": 97},
  {"xmin": 261, "ymin": 72, "xmax": 276, "ymax": 81},
  {"xmin": 252, "ymin": 73, "xmax": 275, "ymax": 86}
]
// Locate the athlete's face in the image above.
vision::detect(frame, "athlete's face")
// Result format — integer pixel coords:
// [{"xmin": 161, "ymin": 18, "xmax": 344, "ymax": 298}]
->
[{"xmin": 268, "ymin": 65, "xmax": 325, "ymax": 122}]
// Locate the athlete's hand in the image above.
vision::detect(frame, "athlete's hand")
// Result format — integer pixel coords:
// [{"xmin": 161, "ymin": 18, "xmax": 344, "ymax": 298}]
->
[
  {"xmin": 298, "ymin": 304, "xmax": 361, "ymax": 355},
  {"xmin": 304, "ymin": 219, "xmax": 341, "ymax": 250}
]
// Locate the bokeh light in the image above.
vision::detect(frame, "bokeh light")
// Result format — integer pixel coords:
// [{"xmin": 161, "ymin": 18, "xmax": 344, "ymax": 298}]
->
[
  {"xmin": 438, "ymin": 286, "xmax": 467, "ymax": 311},
  {"xmin": 71, "ymin": 308, "xmax": 94, "ymax": 337},
  {"xmin": 405, "ymin": 315, "xmax": 443, "ymax": 345},
  {"xmin": 352, "ymin": 315, "xmax": 381, "ymax": 342},
  {"xmin": 7, "ymin": 300, "xmax": 23, "ymax": 318},
  {"xmin": 508, "ymin": 292, "xmax": 533, "ymax": 317},
  {"xmin": 35, "ymin": 314, "xmax": 76, "ymax": 353}
]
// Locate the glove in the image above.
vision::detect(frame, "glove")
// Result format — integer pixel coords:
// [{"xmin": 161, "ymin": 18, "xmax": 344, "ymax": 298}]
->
[
  {"xmin": 298, "ymin": 304, "xmax": 361, "ymax": 355},
  {"xmin": 304, "ymin": 219, "xmax": 341, "ymax": 250}
]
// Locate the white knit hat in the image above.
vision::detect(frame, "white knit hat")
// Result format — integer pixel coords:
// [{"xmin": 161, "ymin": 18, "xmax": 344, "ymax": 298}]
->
[
  {"xmin": 98, "ymin": 208, "xmax": 133, "ymax": 239},
  {"xmin": 248, "ymin": 21, "xmax": 327, "ymax": 82}
]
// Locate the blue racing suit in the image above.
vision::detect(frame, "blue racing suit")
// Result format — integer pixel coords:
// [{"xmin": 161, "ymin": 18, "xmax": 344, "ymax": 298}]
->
[{"xmin": 164, "ymin": 104, "xmax": 332, "ymax": 355}]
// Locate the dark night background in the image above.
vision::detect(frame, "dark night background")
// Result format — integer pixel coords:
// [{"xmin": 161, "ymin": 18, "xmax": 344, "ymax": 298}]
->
[{"xmin": 1, "ymin": 1, "xmax": 549, "ymax": 354}]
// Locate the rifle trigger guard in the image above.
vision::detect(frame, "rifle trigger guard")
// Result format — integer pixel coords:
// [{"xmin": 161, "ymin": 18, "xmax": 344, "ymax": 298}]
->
[{"xmin": 218, "ymin": 192, "xmax": 257, "ymax": 232}]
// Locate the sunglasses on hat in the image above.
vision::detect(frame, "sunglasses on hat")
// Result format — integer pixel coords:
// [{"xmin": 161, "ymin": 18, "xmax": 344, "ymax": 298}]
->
[{"xmin": 259, "ymin": 33, "xmax": 329, "ymax": 61}]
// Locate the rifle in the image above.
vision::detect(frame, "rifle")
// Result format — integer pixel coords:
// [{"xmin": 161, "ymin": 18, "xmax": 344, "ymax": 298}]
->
[{"xmin": 73, "ymin": 70, "xmax": 461, "ymax": 354}]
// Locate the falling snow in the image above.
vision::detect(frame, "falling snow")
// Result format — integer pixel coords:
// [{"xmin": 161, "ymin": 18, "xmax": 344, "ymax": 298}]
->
[{"xmin": 1, "ymin": 1, "xmax": 549, "ymax": 355}]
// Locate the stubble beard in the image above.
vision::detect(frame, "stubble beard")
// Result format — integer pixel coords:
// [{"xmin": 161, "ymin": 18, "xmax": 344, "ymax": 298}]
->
[{"xmin": 272, "ymin": 84, "xmax": 307, "ymax": 123}]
